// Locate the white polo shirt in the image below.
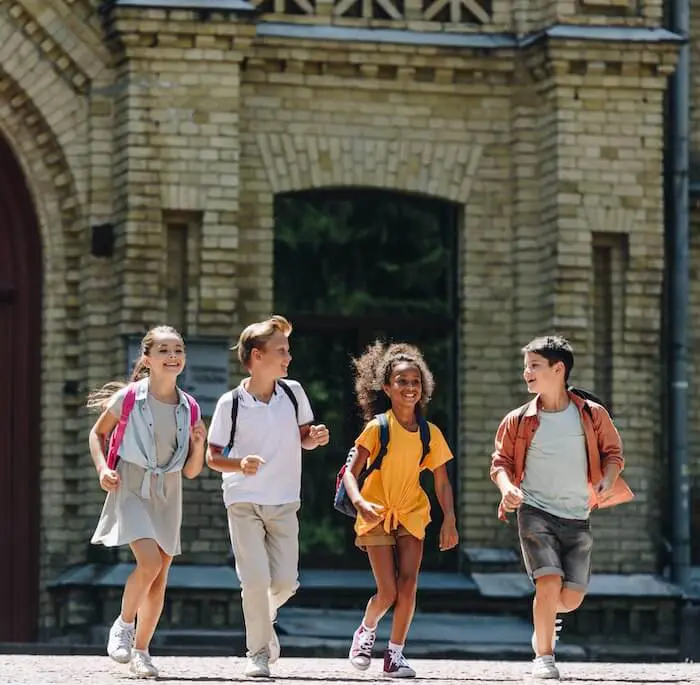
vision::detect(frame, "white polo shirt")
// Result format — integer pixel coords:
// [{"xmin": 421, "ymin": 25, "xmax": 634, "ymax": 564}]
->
[{"xmin": 207, "ymin": 379, "xmax": 314, "ymax": 508}]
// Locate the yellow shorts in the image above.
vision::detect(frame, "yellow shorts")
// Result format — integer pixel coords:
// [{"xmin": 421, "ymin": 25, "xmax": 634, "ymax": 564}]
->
[{"xmin": 355, "ymin": 524, "xmax": 413, "ymax": 551}]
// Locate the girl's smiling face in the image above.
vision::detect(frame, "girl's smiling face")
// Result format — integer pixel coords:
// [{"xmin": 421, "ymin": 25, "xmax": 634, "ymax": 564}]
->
[
  {"xmin": 143, "ymin": 332, "xmax": 186, "ymax": 378},
  {"xmin": 384, "ymin": 362, "xmax": 422, "ymax": 411}
]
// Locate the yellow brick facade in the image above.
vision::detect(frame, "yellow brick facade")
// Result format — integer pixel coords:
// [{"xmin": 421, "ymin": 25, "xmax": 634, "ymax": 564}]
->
[{"xmin": 0, "ymin": 0, "xmax": 685, "ymax": 635}]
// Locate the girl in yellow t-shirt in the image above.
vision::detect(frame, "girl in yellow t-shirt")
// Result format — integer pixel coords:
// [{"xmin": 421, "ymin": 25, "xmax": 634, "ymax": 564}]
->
[{"xmin": 342, "ymin": 341, "xmax": 459, "ymax": 678}]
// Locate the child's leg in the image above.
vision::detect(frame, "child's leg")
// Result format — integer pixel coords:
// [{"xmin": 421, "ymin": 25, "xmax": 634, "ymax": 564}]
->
[
  {"xmin": 389, "ymin": 533, "xmax": 423, "ymax": 645},
  {"xmin": 264, "ymin": 502, "xmax": 300, "ymax": 622},
  {"xmin": 557, "ymin": 519, "xmax": 592, "ymax": 613},
  {"xmin": 533, "ymin": 575, "xmax": 562, "ymax": 656},
  {"xmin": 134, "ymin": 548, "xmax": 173, "ymax": 651},
  {"xmin": 517, "ymin": 505, "xmax": 564, "ymax": 656},
  {"xmin": 227, "ymin": 503, "xmax": 272, "ymax": 657},
  {"xmin": 363, "ymin": 545, "xmax": 398, "ymax": 627},
  {"xmin": 121, "ymin": 538, "xmax": 165, "ymax": 623}
]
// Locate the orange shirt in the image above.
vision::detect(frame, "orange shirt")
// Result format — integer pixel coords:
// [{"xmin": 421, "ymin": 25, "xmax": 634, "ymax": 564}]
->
[
  {"xmin": 490, "ymin": 392, "xmax": 630, "ymax": 521},
  {"xmin": 354, "ymin": 410, "xmax": 453, "ymax": 539}
]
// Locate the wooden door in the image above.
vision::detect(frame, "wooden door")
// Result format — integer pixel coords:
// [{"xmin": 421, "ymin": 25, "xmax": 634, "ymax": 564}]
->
[{"xmin": 0, "ymin": 133, "xmax": 42, "ymax": 642}]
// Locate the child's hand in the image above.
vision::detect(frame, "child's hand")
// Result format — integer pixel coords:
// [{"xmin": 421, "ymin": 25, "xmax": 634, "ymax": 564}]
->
[
  {"xmin": 500, "ymin": 484, "xmax": 524, "ymax": 512},
  {"xmin": 356, "ymin": 498, "xmax": 384, "ymax": 524},
  {"xmin": 99, "ymin": 467, "xmax": 120, "ymax": 492},
  {"xmin": 595, "ymin": 472, "xmax": 616, "ymax": 496},
  {"xmin": 241, "ymin": 455, "xmax": 265, "ymax": 475},
  {"xmin": 190, "ymin": 420, "xmax": 207, "ymax": 447},
  {"xmin": 309, "ymin": 424, "xmax": 330, "ymax": 447},
  {"xmin": 439, "ymin": 520, "xmax": 459, "ymax": 551}
]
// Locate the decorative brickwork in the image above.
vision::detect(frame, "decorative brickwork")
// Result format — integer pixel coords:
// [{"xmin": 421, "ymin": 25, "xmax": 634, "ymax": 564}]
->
[{"xmin": 0, "ymin": 0, "xmax": 685, "ymax": 637}]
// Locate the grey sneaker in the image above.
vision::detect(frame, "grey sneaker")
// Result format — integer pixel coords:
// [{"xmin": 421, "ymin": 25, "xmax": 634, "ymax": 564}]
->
[
  {"xmin": 245, "ymin": 650, "xmax": 270, "ymax": 677},
  {"xmin": 531, "ymin": 617, "xmax": 562, "ymax": 655},
  {"xmin": 106, "ymin": 617, "xmax": 134, "ymax": 664},
  {"xmin": 532, "ymin": 655, "xmax": 560, "ymax": 680},
  {"xmin": 129, "ymin": 650, "xmax": 159, "ymax": 679}
]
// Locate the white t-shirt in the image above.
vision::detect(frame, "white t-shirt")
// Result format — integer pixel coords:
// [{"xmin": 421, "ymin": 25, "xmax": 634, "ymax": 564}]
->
[
  {"xmin": 520, "ymin": 401, "xmax": 590, "ymax": 520},
  {"xmin": 207, "ymin": 379, "xmax": 314, "ymax": 508}
]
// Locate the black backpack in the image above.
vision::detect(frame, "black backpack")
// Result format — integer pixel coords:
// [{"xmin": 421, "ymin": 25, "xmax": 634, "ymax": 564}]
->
[
  {"xmin": 333, "ymin": 413, "xmax": 431, "ymax": 518},
  {"xmin": 222, "ymin": 379, "xmax": 299, "ymax": 456}
]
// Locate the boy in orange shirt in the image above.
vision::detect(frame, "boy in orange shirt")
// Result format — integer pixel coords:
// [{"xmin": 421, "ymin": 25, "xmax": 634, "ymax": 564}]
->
[
  {"xmin": 490, "ymin": 336, "xmax": 626, "ymax": 680},
  {"xmin": 342, "ymin": 342, "xmax": 459, "ymax": 678}
]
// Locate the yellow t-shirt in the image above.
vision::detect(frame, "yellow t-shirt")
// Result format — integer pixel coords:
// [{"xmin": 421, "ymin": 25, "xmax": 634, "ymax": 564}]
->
[{"xmin": 354, "ymin": 410, "xmax": 453, "ymax": 539}]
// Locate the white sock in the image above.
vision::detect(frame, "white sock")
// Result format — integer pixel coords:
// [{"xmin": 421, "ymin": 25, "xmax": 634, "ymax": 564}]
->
[
  {"xmin": 361, "ymin": 621, "xmax": 376, "ymax": 632},
  {"xmin": 388, "ymin": 641, "xmax": 403, "ymax": 653},
  {"xmin": 132, "ymin": 648, "xmax": 149, "ymax": 657},
  {"xmin": 118, "ymin": 616, "xmax": 135, "ymax": 629}
]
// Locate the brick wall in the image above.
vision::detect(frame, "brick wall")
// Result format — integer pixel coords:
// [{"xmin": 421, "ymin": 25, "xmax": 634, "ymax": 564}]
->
[{"xmin": 0, "ymin": 0, "xmax": 681, "ymax": 633}]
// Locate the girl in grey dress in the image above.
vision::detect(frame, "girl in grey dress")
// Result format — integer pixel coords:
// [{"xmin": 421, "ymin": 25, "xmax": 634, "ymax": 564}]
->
[{"xmin": 87, "ymin": 326, "xmax": 207, "ymax": 679}]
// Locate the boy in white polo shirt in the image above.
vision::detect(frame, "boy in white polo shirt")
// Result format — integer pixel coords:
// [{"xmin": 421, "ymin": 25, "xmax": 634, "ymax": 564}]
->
[{"xmin": 206, "ymin": 315, "xmax": 329, "ymax": 678}]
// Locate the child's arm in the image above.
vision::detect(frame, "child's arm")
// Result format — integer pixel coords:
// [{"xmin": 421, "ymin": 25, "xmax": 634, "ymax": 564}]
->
[
  {"xmin": 343, "ymin": 445, "xmax": 384, "ymax": 524},
  {"xmin": 89, "ymin": 410, "xmax": 120, "ymax": 492},
  {"xmin": 206, "ymin": 445, "xmax": 265, "ymax": 475},
  {"xmin": 183, "ymin": 420, "xmax": 207, "ymax": 479},
  {"xmin": 299, "ymin": 423, "xmax": 330, "ymax": 450},
  {"xmin": 592, "ymin": 406, "xmax": 624, "ymax": 494},
  {"xmin": 433, "ymin": 464, "xmax": 458, "ymax": 551},
  {"xmin": 490, "ymin": 412, "xmax": 524, "ymax": 513}
]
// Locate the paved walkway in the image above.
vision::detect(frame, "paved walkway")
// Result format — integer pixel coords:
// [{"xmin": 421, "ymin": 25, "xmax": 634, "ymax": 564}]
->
[{"xmin": 0, "ymin": 655, "xmax": 696, "ymax": 684}]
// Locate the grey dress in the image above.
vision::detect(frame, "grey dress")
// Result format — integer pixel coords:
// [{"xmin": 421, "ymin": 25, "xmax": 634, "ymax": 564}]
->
[{"xmin": 91, "ymin": 391, "xmax": 183, "ymax": 556}]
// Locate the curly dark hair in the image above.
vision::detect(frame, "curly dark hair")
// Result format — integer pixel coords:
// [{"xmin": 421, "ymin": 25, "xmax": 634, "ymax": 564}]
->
[{"xmin": 352, "ymin": 340, "xmax": 435, "ymax": 421}]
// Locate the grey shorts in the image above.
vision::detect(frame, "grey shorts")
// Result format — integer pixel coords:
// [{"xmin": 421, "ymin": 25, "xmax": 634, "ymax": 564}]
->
[{"xmin": 517, "ymin": 503, "xmax": 593, "ymax": 592}]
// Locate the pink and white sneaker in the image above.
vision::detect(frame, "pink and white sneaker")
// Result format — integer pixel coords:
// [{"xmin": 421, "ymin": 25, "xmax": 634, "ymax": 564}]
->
[
  {"xmin": 349, "ymin": 624, "xmax": 376, "ymax": 671},
  {"xmin": 383, "ymin": 648, "xmax": 416, "ymax": 678}
]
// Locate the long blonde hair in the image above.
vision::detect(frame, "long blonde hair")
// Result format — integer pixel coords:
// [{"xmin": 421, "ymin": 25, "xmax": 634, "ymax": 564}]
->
[{"xmin": 86, "ymin": 325, "xmax": 184, "ymax": 411}]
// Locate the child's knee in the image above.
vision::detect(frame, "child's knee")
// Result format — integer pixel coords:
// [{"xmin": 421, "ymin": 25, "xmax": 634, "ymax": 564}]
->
[
  {"xmin": 270, "ymin": 576, "xmax": 299, "ymax": 600},
  {"xmin": 535, "ymin": 574, "xmax": 563, "ymax": 601},
  {"xmin": 135, "ymin": 555, "xmax": 163, "ymax": 583},
  {"xmin": 560, "ymin": 588, "xmax": 585, "ymax": 611},
  {"xmin": 376, "ymin": 581, "xmax": 398, "ymax": 607},
  {"xmin": 396, "ymin": 573, "xmax": 418, "ymax": 599}
]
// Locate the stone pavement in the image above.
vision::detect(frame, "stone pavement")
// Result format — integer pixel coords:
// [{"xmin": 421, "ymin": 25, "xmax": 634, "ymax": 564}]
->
[{"xmin": 0, "ymin": 656, "xmax": 697, "ymax": 685}]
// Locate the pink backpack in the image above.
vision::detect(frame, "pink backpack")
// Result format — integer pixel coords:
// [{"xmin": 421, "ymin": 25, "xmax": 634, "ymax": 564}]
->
[{"xmin": 106, "ymin": 384, "xmax": 201, "ymax": 470}]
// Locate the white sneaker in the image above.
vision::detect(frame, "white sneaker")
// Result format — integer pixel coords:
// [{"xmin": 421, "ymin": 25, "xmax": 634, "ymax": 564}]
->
[
  {"xmin": 106, "ymin": 617, "xmax": 134, "ymax": 664},
  {"xmin": 532, "ymin": 655, "xmax": 560, "ymax": 680},
  {"xmin": 348, "ymin": 624, "xmax": 376, "ymax": 671},
  {"xmin": 245, "ymin": 650, "xmax": 270, "ymax": 677},
  {"xmin": 531, "ymin": 617, "xmax": 562, "ymax": 655},
  {"xmin": 268, "ymin": 624, "xmax": 280, "ymax": 664},
  {"xmin": 130, "ymin": 650, "xmax": 159, "ymax": 679}
]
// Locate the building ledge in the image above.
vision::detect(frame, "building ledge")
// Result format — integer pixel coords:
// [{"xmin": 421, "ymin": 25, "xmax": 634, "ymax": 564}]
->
[{"xmin": 49, "ymin": 563, "xmax": 683, "ymax": 600}]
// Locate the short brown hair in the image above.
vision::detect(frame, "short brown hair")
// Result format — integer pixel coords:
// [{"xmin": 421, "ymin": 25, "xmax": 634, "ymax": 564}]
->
[
  {"xmin": 234, "ymin": 315, "xmax": 292, "ymax": 367},
  {"xmin": 522, "ymin": 335, "xmax": 574, "ymax": 383}
]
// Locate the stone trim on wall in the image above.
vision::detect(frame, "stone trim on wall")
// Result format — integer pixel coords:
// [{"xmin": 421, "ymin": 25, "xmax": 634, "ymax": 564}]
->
[{"xmin": 256, "ymin": 132, "xmax": 483, "ymax": 203}]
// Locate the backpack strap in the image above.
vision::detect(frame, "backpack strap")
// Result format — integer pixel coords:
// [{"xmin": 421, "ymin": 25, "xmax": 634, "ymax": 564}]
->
[
  {"xmin": 225, "ymin": 387, "xmax": 242, "ymax": 455},
  {"xmin": 106, "ymin": 385, "xmax": 137, "ymax": 470},
  {"xmin": 182, "ymin": 391, "xmax": 201, "ymax": 428},
  {"xmin": 362, "ymin": 413, "xmax": 390, "ymax": 480},
  {"xmin": 277, "ymin": 379, "xmax": 300, "ymax": 423},
  {"xmin": 418, "ymin": 415, "xmax": 431, "ymax": 464}
]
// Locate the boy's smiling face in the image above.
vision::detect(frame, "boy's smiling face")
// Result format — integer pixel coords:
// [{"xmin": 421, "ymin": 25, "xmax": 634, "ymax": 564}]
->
[
  {"xmin": 250, "ymin": 330, "xmax": 291, "ymax": 379},
  {"xmin": 522, "ymin": 351, "xmax": 566, "ymax": 396}
]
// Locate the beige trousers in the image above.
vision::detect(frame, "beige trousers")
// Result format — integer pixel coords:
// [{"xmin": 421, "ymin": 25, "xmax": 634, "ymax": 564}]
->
[{"xmin": 227, "ymin": 501, "xmax": 300, "ymax": 656}]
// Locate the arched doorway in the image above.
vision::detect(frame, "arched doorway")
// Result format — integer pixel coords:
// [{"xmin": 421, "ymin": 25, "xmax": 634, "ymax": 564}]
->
[
  {"xmin": 274, "ymin": 188, "xmax": 460, "ymax": 571},
  {"xmin": 0, "ymin": 133, "xmax": 42, "ymax": 641}
]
